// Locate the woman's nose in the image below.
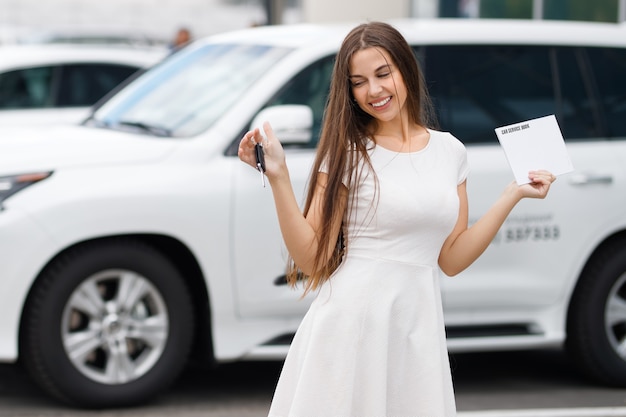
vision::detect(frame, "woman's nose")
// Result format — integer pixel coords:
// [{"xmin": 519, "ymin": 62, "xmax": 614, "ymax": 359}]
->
[{"xmin": 369, "ymin": 79, "xmax": 383, "ymax": 95}]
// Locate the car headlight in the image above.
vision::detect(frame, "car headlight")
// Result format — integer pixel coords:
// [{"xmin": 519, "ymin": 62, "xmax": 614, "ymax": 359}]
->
[{"xmin": 0, "ymin": 172, "xmax": 53, "ymax": 209}]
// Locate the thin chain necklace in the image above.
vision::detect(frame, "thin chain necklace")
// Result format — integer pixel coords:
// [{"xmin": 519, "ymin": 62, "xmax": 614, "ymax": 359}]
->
[{"xmin": 373, "ymin": 128, "xmax": 429, "ymax": 174}]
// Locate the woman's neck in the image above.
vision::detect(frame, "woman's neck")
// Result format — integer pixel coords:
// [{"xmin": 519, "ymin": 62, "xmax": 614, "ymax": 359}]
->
[{"xmin": 372, "ymin": 122, "xmax": 430, "ymax": 153}]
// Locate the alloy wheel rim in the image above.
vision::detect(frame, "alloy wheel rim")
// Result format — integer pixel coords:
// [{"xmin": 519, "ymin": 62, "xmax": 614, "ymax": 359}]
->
[
  {"xmin": 61, "ymin": 269, "xmax": 169, "ymax": 384},
  {"xmin": 605, "ymin": 272, "xmax": 626, "ymax": 360}
]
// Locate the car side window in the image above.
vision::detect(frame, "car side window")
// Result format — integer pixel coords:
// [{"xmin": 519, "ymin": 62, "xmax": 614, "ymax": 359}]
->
[
  {"xmin": 422, "ymin": 44, "xmax": 623, "ymax": 144},
  {"xmin": 57, "ymin": 64, "xmax": 140, "ymax": 107},
  {"xmin": 0, "ymin": 67, "xmax": 54, "ymax": 109},
  {"xmin": 423, "ymin": 45, "xmax": 560, "ymax": 144},
  {"xmin": 551, "ymin": 47, "xmax": 601, "ymax": 140},
  {"xmin": 263, "ymin": 55, "xmax": 335, "ymax": 147},
  {"xmin": 585, "ymin": 47, "xmax": 626, "ymax": 138}
]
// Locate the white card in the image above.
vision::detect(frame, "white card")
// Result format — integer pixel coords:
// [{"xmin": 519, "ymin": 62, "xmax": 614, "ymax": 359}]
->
[{"xmin": 495, "ymin": 115, "xmax": 574, "ymax": 185}]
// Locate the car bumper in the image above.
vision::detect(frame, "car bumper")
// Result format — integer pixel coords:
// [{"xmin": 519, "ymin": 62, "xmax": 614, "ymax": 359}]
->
[{"xmin": 0, "ymin": 207, "xmax": 57, "ymax": 361}]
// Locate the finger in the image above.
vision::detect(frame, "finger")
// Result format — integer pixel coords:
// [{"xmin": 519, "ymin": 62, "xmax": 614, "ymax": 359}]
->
[
  {"xmin": 241, "ymin": 131, "xmax": 254, "ymax": 148},
  {"xmin": 252, "ymin": 127, "xmax": 265, "ymax": 144},
  {"xmin": 531, "ymin": 177, "xmax": 551, "ymax": 186},
  {"xmin": 262, "ymin": 121, "xmax": 276, "ymax": 142},
  {"xmin": 241, "ymin": 129, "xmax": 260, "ymax": 148},
  {"xmin": 238, "ymin": 131, "xmax": 259, "ymax": 166},
  {"xmin": 238, "ymin": 139, "xmax": 252, "ymax": 161},
  {"xmin": 246, "ymin": 129, "xmax": 257, "ymax": 145},
  {"xmin": 535, "ymin": 170, "xmax": 555, "ymax": 181},
  {"xmin": 529, "ymin": 171, "xmax": 555, "ymax": 184}
]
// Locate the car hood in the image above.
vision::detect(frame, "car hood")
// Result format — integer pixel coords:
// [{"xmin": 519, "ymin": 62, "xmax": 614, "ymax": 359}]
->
[{"xmin": 0, "ymin": 124, "xmax": 177, "ymax": 175}]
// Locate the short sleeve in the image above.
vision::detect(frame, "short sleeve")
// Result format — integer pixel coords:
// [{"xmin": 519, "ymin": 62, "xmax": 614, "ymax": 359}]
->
[
  {"xmin": 457, "ymin": 143, "xmax": 469, "ymax": 185},
  {"xmin": 439, "ymin": 131, "xmax": 470, "ymax": 185},
  {"xmin": 319, "ymin": 153, "xmax": 353, "ymax": 187}
]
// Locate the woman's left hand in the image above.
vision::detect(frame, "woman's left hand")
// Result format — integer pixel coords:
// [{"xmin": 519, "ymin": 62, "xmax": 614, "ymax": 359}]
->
[{"xmin": 518, "ymin": 170, "xmax": 556, "ymax": 199}]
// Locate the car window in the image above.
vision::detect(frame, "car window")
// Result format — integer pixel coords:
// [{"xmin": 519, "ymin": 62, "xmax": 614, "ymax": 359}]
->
[
  {"xmin": 93, "ymin": 43, "xmax": 292, "ymax": 137},
  {"xmin": 56, "ymin": 63, "xmax": 139, "ymax": 107},
  {"xmin": 585, "ymin": 47, "xmax": 626, "ymax": 138},
  {"xmin": 551, "ymin": 48, "xmax": 600, "ymax": 140},
  {"xmin": 264, "ymin": 55, "xmax": 335, "ymax": 147},
  {"xmin": 422, "ymin": 44, "xmax": 626, "ymax": 144},
  {"xmin": 0, "ymin": 66, "xmax": 54, "ymax": 109},
  {"xmin": 423, "ymin": 45, "xmax": 560, "ymax": 144}
]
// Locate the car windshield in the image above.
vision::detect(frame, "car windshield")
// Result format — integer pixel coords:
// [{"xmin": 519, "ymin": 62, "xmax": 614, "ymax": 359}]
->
[{"xmin": 89, "ymin": 43, "xmax": 291, "ymax": 137}]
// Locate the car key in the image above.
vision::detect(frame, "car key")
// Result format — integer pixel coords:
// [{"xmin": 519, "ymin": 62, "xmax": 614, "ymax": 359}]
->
[{"xmin": 255, "ymin": 142, "xmax": 266, "ymax": 187}]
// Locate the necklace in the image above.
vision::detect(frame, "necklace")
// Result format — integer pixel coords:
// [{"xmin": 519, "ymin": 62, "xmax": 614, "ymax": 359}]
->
[{"xmin": 372, "ymin": 128, "xmax": 430, "ymax": 174}]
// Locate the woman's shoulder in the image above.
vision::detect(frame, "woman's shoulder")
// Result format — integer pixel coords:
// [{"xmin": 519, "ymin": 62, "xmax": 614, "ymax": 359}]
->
[
  {"xmin": 428, "ymin": 128, "xmax": 470, "ymax": 182},
  {"xmin": 428, "ymin": 128, "xmax": 466, "ymax": 153}
]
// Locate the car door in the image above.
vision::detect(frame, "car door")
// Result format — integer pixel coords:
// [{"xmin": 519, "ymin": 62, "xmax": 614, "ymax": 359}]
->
[
  {"xmin": 231, "ymin": 55, "xmax": 335, "ymax": 318},
  {"xmin": 422, "ymin": 44, "xmax": 626, "ymax": 328}
]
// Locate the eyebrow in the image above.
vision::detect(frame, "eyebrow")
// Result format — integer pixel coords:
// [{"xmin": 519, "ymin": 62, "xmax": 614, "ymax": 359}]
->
[{"xmin": 349, "ymin": 64, "xmax": 392, "ymax": 79}]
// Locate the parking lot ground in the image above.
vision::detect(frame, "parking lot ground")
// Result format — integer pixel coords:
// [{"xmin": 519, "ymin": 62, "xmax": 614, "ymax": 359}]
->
[{"xmin": 1, "ymin": 349, "xmax": 626, "ymax": 416}]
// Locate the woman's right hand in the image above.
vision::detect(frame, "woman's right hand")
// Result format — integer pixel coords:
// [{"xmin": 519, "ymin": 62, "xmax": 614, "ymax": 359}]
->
[{"xmin": 238, "ymin": 121, "xmax": 287, "ymax": 182}]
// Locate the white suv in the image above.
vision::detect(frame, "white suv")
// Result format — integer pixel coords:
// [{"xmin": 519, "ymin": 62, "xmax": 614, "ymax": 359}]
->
[
  {"xmin": 0, "ymin": 44, "xmax": 166, "ymax": 126},
  {"xmin": 1, "ymin": 19, "xmax": 625, "ymax": 407}
]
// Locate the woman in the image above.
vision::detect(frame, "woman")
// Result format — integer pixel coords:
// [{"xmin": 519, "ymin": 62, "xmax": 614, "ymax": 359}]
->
[{"xmin": 239, "ymin": 21, "xmax": 555, "ymax": 417}]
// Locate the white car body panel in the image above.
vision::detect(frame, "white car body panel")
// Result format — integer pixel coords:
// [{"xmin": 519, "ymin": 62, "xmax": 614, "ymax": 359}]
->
[{"xmin": 0, "ymin": 19, "xmax": 625, "ymax": 366}]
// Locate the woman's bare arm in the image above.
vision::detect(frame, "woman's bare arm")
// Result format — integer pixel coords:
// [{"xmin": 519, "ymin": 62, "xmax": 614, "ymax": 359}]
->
[
  {"xmin": 238, "ymin": 122, "xmax": 346, "ymax": 275},
  {"xmin": 439, "ymin": 171, "xmax": 555, "ymax": 276}
]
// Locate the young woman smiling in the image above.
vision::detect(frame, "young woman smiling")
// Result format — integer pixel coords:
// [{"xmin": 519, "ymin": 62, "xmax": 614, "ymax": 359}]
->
[{"xmin": 239, "ymin": 21, "xmax": 555, "ymax": 417}]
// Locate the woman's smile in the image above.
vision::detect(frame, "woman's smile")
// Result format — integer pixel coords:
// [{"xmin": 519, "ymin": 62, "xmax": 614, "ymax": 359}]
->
[{"xmin": 371, "ymin": 96, "xmax": 392, "ymax": 108}]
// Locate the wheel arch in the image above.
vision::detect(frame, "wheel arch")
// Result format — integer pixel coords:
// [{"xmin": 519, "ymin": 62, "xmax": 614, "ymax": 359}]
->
[
  {"xmin": 18, "ymin": 233, "xmax": 215, "ymax": 367},
  {"xmin": 564, "ymin": 229, "xmax": 626, "ymax": 385},
  {"xmin": 566, "ymin": 229, "xmax": 626, "ymax": 324}
]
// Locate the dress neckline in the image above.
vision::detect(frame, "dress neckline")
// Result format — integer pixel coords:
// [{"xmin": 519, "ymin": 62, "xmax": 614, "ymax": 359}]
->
[{"xmin": 370, "ymin": 129, "xmax": 432, "ymax": 155}]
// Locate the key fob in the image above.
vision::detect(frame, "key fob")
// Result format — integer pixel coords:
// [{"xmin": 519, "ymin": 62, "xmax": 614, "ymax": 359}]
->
[
  {"xmin": 255, "ymin": 142, "xmax": 266, "ymax": 187},
  {"xmin": 255, "ymin": 143, "xmax": 266, "ymax": 173}
]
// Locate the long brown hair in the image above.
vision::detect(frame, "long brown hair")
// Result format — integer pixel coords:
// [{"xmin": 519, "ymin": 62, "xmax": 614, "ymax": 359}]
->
[{"xmin": 286, "ymin": 21, "xmax": 435, "ymax": 293}]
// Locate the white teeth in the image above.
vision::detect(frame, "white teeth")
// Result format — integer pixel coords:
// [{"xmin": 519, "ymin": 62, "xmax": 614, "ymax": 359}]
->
[{"xmin": 372, "ymin": 97, "xmax": 391, "ymax": 108}]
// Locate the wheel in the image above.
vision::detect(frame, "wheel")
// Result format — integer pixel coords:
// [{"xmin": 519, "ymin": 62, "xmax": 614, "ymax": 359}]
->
[
  {"xmin": 567, "ymin": 238, "xmax": 626, "ymax": 386},
  {"xmin": 21, "ymin": 239, "xmax": 194, "ymax": 407}
]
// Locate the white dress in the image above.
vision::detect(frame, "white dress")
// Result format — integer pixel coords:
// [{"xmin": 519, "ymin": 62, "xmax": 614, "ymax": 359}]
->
[{"xmin": 268, "ymin": 130, "xmax": 469, "ymax": 417}]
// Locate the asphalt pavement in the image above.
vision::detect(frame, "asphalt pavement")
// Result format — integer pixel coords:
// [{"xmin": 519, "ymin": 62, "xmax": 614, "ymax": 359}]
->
[{"xmin": 1, "ymin": 349, "xmax": 626, "ymax": 417}]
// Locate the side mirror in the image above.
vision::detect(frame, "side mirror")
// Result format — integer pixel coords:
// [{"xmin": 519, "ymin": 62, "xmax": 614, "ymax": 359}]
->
[{"xmin": 250, "ymin": 105, "xmax": 313, "ymax": 145}]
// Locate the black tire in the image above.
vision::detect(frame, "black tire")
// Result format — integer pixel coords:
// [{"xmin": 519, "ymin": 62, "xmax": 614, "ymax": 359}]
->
[
  {"xmin": 566, "ymin": 238, "xmax": 626, "ymax": 386},
  {"xmin": 21, "ymin": 238, "xmax": 194, "ymax": 408}
]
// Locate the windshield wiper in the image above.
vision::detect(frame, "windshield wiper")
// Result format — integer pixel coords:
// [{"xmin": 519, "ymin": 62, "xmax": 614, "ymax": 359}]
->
[
  {"xmin": 81, "ymin": 114, "xmax": 108, "ymax": 128},
  {"xmin": 116, "ymin": 120, "xmax": 172, "ymax": 137}
]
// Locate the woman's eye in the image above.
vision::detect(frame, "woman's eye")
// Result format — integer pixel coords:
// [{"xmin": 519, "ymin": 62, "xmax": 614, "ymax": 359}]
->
[{"xmin": 378, "ymin": 72, "xmax": 391, "ymax": 78}]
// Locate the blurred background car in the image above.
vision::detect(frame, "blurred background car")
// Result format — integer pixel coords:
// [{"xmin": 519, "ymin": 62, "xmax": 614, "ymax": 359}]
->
[
  {"xmin": 0, "ymin": 18, "xmax": 625, "ymax": 408},
  {"xmin": 0, "ymin": 24, "xmax": 168, "ymax": 47},
  {"xmin": 0, "ymin": 44, "xmax": 167, "ymax": 127},
  {"xmin": 14, "ymin": 27, "xmax": 168, "ymax": 48}
]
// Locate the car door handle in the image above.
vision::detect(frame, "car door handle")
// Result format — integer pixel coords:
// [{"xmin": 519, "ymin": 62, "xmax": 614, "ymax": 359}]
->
[
  {"xmin": 569, "ymin": 173, "xmax": 613, "ymax": 185},
  {"xmin": 274, "ymin": 275, "xmax": 288, "ymax": 286},
  {"xmin": 273, "ymin": 273, "xmax": 305, "ymax": 286}
]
